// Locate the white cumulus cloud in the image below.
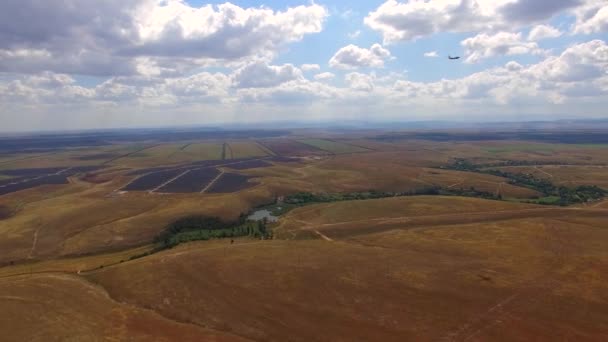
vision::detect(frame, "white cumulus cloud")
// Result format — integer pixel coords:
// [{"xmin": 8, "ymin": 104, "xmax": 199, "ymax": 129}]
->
[
  {"xmin": 329, "ymin": 44, "xmax": 392, "ymax": 69},
  {"xmin": 314, "ymin": 72, "xmax": 335, "ymax": 81},
  {"xmin": 345, "ymin": 72, "xmax": 375, "ymax": 91},
  {"xmin": 232, "ymin": 62, "xmax": 303, "ymax": 88},
  {"xmin": 572, "ymin": 1, "xmax": 608, "ymax": 34},
  {"xmin": 301, "ymin": 64, "xmax": 321, "ymax": 72},
  {"xmin": 0, "ymin": 1, "xmax": 328, "ymax": 76},
  {"xmin": 528, "ymin": 25, "xmax": 562, "ymax": 41},
  {"xmin": 365, "ymin": 0, "xmax": 588, "ymax": 44},
  {"xmin": 462, "ymin": 32, "xmax": 545, "ymax": 63}
]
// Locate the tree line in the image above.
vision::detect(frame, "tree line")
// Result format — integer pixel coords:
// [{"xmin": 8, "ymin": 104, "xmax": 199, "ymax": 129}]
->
[{"xmin": 443, "ymin": 158, "xmax": 606, "ymax": 205}]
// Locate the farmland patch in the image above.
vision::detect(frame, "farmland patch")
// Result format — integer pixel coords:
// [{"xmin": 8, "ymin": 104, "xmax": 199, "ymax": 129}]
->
[
  {"xmin": 122, "ymin": 169, "xmax": 185, "ymax": 191},
  {"xmin": 157, "ymin": 168, "xmax": 221, "ymax": 193},
  {"xmin": 298, "ymin": 139, "xmax": 370, "ymax": 154},
  {"xmin": 0, "ymin": 174, "xmax": 69, "ymax": 196},
  {"xmin": 73, "ymin": 153, "xmax": 121, "ymax": 161},
  {"xmin": 0, "ymin": 166, "xmax": 104, "ymax": 196},
  {"xmin": 0, "ymin": 167, "xmax": 67, "ymax": 177},
  {"xmin": 258, "ymin": 140, "xmax": 327, "ymax": 156},
  {"xmin": 226, "ymin": 160, "xmax": 272, "ymax": 170},
  {"xmin": 182, "ymin": 143, "xmax": 223, "ymax": 160},
  {"xmin": 227, "ymin": 142, "xmax": 270, "ymax": 159},
  {"xmin": 206, "ymin": 173, "xmax": 257, "ymax": 193}
]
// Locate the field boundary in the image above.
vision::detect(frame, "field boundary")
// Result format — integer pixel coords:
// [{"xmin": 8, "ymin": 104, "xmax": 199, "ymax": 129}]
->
[
  {"xmin": 101, "ymin": 144, "xmax": 161, "ymax": 165},
  {"xmin": 150, "ymin": 170, "xmax": 191, "ymax": 193},
  {"xmin": 200, "ymin": 170, "xmax": 225, "ymax": 193}
]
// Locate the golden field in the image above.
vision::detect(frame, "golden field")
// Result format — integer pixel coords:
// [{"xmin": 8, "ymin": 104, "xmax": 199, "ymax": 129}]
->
[{"xmin": 1, "ymin": 132, "xmax": 607, "ymax": 341}]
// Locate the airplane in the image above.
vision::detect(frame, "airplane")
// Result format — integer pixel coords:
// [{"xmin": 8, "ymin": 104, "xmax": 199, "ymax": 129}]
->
[{"xmin": 448, "ymin": 55, "xmax": 461, "ymax": 60}]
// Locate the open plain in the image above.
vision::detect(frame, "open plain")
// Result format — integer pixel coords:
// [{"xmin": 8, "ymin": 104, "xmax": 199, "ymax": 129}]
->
[{"xmin": 1, "ymin": 128, "xmax": 607, "ymax": 341}]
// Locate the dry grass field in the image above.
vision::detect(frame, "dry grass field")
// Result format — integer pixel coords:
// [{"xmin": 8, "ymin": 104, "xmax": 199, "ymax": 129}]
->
[
  {"xmin": 1, "ymin": 131, "xmax": 607, "ymax": 341},
  {"xmin": 175, "ymin": 143, "xmax": 222, "ymax": 161},
  {"xmin": 298, "ymin": 138, "xmax": 371, "ymax": 154},
  {"xmin": 78, "ymin": 201, "xmax": 608, "ymax": 341},
  {"xmin": 227, "ymin": 141, "xmax": 271, "ymax": 159},
  {"xmin": 0, "ymin": 273, "xmax": 247, "ymax": 341}
]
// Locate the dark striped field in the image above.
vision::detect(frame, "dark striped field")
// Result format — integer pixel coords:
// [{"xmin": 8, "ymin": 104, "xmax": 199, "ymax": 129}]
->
[
  {"xmin": 157, "ymin": 168, "xmax": 221, "ymax": 193},
  {"xmin": 0, "ymin": 166, "xmax": 105, "ymax": 196},
  {"xmin": 226, "ymin": 160, "xmax": 272, "ymax": 170},
  {"xmin": 0, "ymin": 167, "xmax": 66, "ymax": 177},
  {"xmin": 206, "ymin": 173, "xmax": 257, "ymax": 193},
  {"xmin": 0, "ymin": 175, "xmax": 69, "ymax": 195},
  {"xmin": 122, "ymin": 169, "xmax": 184, "ymax": 191}
]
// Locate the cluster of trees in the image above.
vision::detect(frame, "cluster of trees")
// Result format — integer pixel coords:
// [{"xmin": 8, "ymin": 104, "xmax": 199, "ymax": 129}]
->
[
  {"xmin": 444, "ymin": 159, "xmax": 607, "ymax": 205},
  {"xmin": 284, "ymin": 191, "xmax": 396, "ymax": 204},
  {"xmin": 557, "ymin": 185, "xmax": 606, "ymax": 205},
  {"xmin": 480, "ymin": 160, "xmax": 577, "ymax": 168},
  {"xmin": 442, "ymin": 159, "xmax": 478, "ymax": 172},
  {"xmin": 282, "ymin": 187, "xmax": 504, "ymax": 207},
  {"xmin": 154, "ymin": 215, "xmax": 270, "ymax": 249},
  {"xmin": 485, "ymin": 169, "xmax": 555, "ymax": 194},
  {"xmin": 444, "ymin": 187, "xmax": 502, "ymax": 200},
  {"xmin": 283, "ymin": 188, "xmax": 451, "ymax": 205}
]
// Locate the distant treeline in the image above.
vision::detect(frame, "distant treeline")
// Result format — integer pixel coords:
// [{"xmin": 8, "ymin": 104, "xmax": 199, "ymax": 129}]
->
[
  {"xmin": 373, "ymin": 131, "xmax": 608, "ymax": 144},
  {"xmin": 478, "ymin": 160, "xmax": 587, "ymax": 167},
  {"xmin": 283, "ymin": 187, "xmax": 502, "ymax": 206},
  {"xmin": 443, "ymin": 159, "xmax": 607, "ymax": 205},
  {"xmin": 284, "ymin": 189, "xmax": 435, "ymax": 205}
]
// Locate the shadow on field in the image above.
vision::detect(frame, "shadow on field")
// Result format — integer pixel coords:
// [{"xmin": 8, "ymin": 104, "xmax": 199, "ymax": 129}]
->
[{"xmin": 0, "ymin": 205, "xmax": 12, "ymax": 220}]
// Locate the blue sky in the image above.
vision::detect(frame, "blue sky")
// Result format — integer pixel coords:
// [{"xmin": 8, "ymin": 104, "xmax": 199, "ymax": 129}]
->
[{"xmin": 0, "ymin": 0, "xmax": 607, "ymax": 131}]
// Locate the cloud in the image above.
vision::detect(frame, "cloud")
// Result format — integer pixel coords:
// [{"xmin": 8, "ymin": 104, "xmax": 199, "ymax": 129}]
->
[
  {"xmin": 424, "ymin": 51, "xmax": 439, "ymax": 58},
  {"xmin": 499, "ymin": 0, "xmax": 582, "ymax": 23},
  {"xmin": 314, "ymin": 72, "xmax": 335, "ymax": 81},
  {"xmin": 0, "ymin": 72, "xmax": 94, "ymax": 104},
  {"xmin": 2, "ymin": 39, "xmax": 608, "ymax": 131},
  {"xmin": 345, "ymin": 72, "xmax": 375, "ymax": 91},
  {"xmin": 4, "ymin": 40, "xmax": 606, "ymax": 107},
  {"xmin": 348, "ymin": 30, "xmax": 361, "ymax": 39},
  {"xmin": 329, "ymin": 44, "xmax": 392, "ymax": 69},
  {"xmin": 365, "ymin": 0, "xmax": 508, "ymax": 43},
  {"xmin": 301, "ymin": 64, "xmax": 321, "ymax": 72},
  {"xmin": 165, "ymin": 72, "xmax": 231, "ymax": 100},
  {"xmin": 0, "ymin": 1, "xmax": 328, "ymax": 76},
  {"xmin": 392, "ymin": 40, "xmax": 608, "ymax": 104},
  {"xmin": 364, "ymin": 0, "xmax": 591, "ymax": 44},
  {"xmin": 527, "ymin": 25, "xmax": 562, "ymax": 41},
  {"xmin": 128, "ymin": 2, "xmax": 328, "ymax": 59},
  {"xmin": 237, "ymin": 79, "xmax": 337, "ymax": 105},
  {"xmin": 505, "ymin": 61, "xmax": 524, "ymax": 71},
  {"xmin": 462, "ymin": 32, "xmax": 544, "ymax": 63},
  {"xmin": 232, "ymin": 62, "xmax": 303, "ymax": 88},
  {"xmin": 526, "ymin": 39, "xmax": 608, "ymax": 83},
  {"xmin": 572, "ymin": 2, "xmax": 608, "ymax": 34}
]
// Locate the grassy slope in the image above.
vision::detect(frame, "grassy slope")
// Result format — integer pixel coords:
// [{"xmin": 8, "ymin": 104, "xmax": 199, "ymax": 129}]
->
[
  {"xmin": 0, "ymin": 174, "xmax": 275, "ymax": 263},
  {"xmin": 85, "ymin": 203, "xmax": 608, "ymax": 341},
  {"xmin": 0, "ymin": 273, "xmax": 247, "ymax": 341}
]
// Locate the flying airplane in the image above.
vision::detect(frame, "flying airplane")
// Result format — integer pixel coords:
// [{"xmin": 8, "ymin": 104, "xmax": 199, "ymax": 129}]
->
[{"xmin": 448, "ymin": 55, "xmax": 461, "ymax": 60}]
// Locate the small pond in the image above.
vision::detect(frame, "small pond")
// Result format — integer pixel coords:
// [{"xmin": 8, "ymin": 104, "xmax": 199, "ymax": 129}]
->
[{"xmin": 248, "ymin": 209, "xmax": 279, "ymax": 222}]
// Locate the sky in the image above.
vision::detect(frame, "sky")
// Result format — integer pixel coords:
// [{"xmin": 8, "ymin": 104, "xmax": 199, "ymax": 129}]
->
[{"xmin": 0, "ymin": 0, "xmax": 607, "ymax": 132}]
